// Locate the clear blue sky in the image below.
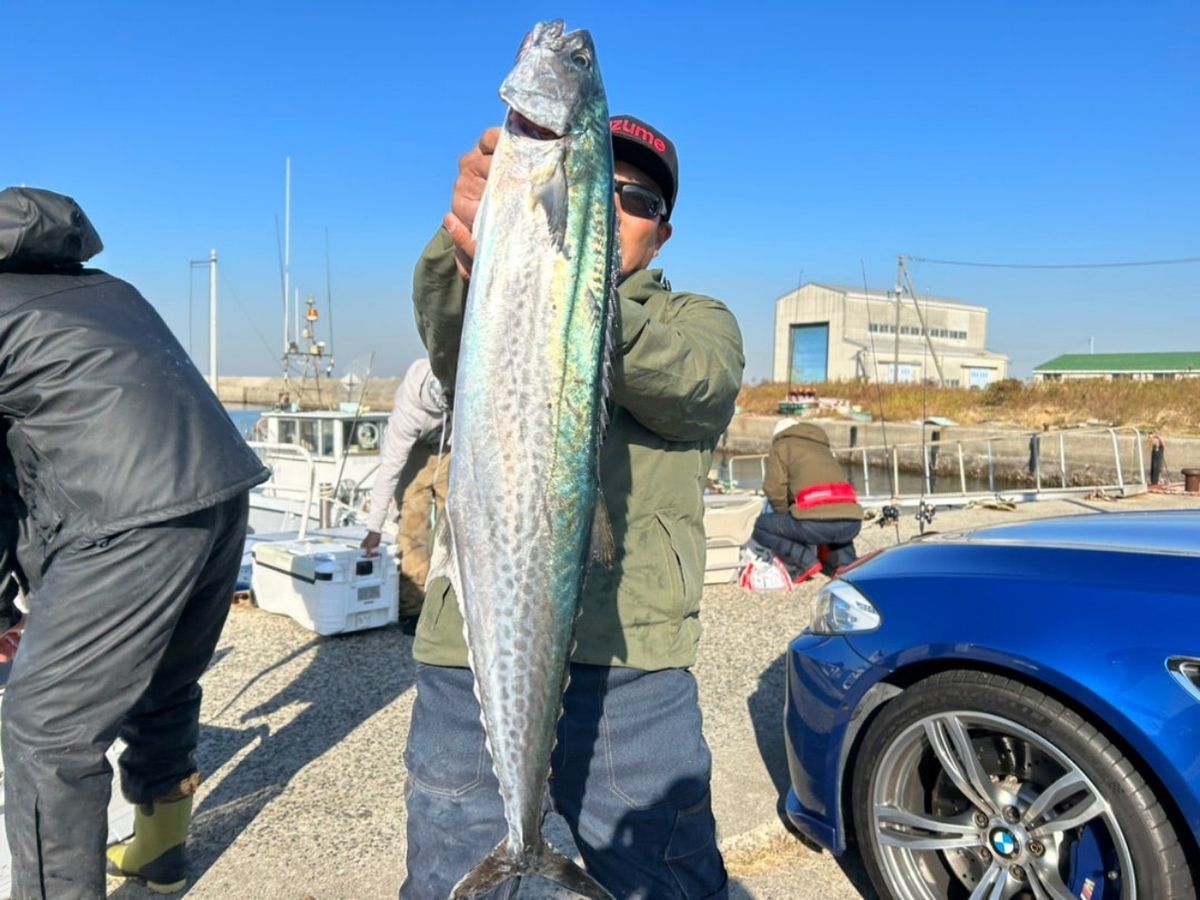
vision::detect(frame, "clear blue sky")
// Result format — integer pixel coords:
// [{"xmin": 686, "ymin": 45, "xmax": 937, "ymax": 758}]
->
[{"xmin": 6, "ymin": 1, "xmax": 1197, "ymax": 381}]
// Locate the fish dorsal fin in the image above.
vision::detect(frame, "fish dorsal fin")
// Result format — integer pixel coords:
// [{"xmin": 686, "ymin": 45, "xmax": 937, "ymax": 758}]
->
[
  {"xmin": 594, "ymin": 206, "xmax": 620, "ymax": 453},
  {"xmin": 590, "ymin": 492, "xmax": 614, "ymax": 567}
]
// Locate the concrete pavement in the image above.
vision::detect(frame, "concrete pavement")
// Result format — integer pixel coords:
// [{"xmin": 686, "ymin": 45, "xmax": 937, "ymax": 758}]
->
[{"xmin": 106, "ymin": 491, "xmax": 1200, "ymax": 898}]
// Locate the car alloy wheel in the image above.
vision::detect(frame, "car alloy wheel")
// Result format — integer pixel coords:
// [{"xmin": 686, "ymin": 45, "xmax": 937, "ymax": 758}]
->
[{"xmin": 851, "ymin": 671, "xmax": 1195, "ymax": 900}]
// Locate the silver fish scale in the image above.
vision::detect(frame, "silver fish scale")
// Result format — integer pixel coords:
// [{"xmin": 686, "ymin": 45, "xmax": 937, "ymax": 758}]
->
[{"xmin": 447, "ymin": 124, "xmax": 613, "ymax": 860}]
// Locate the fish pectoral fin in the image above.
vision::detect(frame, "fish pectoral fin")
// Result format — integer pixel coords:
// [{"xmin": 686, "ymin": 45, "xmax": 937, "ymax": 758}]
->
[
  {"xmin": 590, "ymin": 492, "xmax": 615, "ymax": 567},
  {"xmin": 449, "ymin": 842, "xmax": 521, "ymax": 899},
  {"xmin": 425, "ymin": 513, "xmax": 457, "ymax": 590},
  {"xmin": 533, "ymin": 845, "xmax": 614, "ymax": 900},
  {"xmin": 534, "ymin": 159, "xmax": 569, "ymax": 255}
]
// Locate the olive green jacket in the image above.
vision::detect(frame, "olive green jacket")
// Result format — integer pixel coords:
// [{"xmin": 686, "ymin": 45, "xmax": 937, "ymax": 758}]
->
[
  {"xmin": 410, "ymin": 228, "xmax": 744, "ymax": 670},
  {"xmin": 763, "ymin": 422, "xmax": 864, "ymax": 521}
]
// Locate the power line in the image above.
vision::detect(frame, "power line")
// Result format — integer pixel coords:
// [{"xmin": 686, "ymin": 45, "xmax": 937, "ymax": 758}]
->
[
  {"xmin": 219, "ymin": 271, "xmax": 283, "ymax": 365},
  {"xmin": 907, "ymin": 254, "xmax": 1200, "ymax": 270}
]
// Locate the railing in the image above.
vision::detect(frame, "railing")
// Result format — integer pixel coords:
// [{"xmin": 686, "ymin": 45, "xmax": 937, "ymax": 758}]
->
[
  {"xmin": 248, "ymin": 441, "xmax": 375, "ymax": 537},
  {"xmin": 247, "ymin": 442, "xmax": 318, "ymax": 539},
  {"xmin": 720, "ymin": 426, "xmax": 1149, "ymax": 510}
]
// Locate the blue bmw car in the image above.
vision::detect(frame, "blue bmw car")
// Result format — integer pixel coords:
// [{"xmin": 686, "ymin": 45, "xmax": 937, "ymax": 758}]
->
[{"xmin": 785, "ymin": 510, "xmax": 1200, "ymax": 900}]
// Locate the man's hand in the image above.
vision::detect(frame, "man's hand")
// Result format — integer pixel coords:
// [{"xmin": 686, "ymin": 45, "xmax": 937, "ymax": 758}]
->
[
  {"xmin": 443, "ymin": 127, "xmax": 500, "ymax": 279},
  {"xmin": 360, "ymin": 531, "xmax": 382, "ymax": 557}
]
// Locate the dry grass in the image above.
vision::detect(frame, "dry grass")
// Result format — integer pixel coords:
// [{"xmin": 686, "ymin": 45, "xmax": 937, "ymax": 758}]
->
[
  {"xmin": 723, "ymin": 828, "xmax": 819, "ymax": 876},
  {"xmin": 737, "ymin": 379, "xmax": 1200, "ymax": 434}
]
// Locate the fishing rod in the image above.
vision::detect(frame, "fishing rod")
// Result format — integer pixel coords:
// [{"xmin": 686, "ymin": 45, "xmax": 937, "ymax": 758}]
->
[
  {"xmin": 899, "ymin": 255, "xmax": 937, "ymax": 535},
  {"xmin": 859, "ymin": 261, "xmax": 902, "ymax": 541}
]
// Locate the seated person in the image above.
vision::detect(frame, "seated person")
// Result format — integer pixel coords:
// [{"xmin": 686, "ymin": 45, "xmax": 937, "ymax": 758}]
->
[{"xmin": 752, "ymin": 418, "xmax": 862, "ymax": 583}]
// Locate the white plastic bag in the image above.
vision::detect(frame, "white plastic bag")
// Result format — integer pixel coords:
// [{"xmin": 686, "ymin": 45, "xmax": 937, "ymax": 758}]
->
[{"xmin": 737, "ymin": 541, "xmax": 794, "ymax": 592}]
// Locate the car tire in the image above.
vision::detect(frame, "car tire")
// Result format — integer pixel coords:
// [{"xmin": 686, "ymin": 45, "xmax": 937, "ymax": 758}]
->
[{"xmin": 850, "ymin": 670, "xmax": 1195, "ymax": 900}]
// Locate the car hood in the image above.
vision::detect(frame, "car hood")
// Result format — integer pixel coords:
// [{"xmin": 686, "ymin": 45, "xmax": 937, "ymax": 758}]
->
[{"xmin": 923, "ymin": 509, "xmax": 1200, "ymax": 557}]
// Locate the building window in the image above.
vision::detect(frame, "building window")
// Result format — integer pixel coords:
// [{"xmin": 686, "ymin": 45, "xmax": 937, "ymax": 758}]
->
[{"xmin": 964, "ymin": 367, "xmax": 991, "ymax": 389}]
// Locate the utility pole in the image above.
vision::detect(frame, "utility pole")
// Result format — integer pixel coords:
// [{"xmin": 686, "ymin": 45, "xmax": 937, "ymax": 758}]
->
[
  {"xmin": 899, "ymin": 255, "xmax": 945, "ymax": 386},
  {"xmin": 189, "ymin": 252, "xmax": 219, "ymax": 394},
  {"xmin": 208, "ymin": 249, "xmax": 218, "ymax": 393},
  {"xmin": 892, "ymin": 280, "xmax": 901, "ymax": 383}
]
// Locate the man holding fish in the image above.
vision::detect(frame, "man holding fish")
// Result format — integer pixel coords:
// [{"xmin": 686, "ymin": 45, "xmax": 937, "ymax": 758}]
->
[{"xmin": 400, "ymin": 21, "xmax": 743, "ymax": 899}]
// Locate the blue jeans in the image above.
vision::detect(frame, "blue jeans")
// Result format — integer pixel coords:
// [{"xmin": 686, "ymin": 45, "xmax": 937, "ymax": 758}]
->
[
  {"xmin": 401, "ymin": 663, "xmax": 727, "ymax": 899},
  {"xmin": 751, "ymin": 513, "xmax": 860, "ymax": 574}
]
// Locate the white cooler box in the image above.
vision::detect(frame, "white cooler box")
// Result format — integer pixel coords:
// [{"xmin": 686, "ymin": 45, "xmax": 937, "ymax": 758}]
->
[
  {"xmin": 251, "ymin": 537, "xmax": 399, "ymax": 635},
  {"xmin": 703, "ymin": 494, "xmax": 765, "ymax": 585},
  {"xmin": 0, "ymin": 666, "xmax": 135, "ymax": 898}
]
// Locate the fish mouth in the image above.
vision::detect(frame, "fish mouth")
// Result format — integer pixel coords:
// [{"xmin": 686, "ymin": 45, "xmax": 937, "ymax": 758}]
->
[{"xmin": 507, "ymin": 111, "xmax": 562, "ymax": 141}]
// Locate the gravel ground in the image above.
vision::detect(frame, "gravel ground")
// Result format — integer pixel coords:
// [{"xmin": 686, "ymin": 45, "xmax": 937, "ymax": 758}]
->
[{"xmin": 103, "ymin": 491, "xmax": 1200, "ymax": 899}]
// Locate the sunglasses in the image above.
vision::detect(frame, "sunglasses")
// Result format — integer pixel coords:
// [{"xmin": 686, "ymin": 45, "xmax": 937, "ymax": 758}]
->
[{"xmin": 614, "ymin": 181, "xmax": 668, "ymax": 220}]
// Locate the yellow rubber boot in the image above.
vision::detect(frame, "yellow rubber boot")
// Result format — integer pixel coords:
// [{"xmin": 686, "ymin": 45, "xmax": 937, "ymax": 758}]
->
[{"xmin": 105, "ymin": 795, "xmax": 192, "ymax": 893}]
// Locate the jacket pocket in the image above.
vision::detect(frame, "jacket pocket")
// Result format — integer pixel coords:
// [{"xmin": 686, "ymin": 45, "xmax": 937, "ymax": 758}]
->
[
  {"xmin": 13, "ymin": 456, "xmax": 66, "ymax": 549},
  {"xmin": 654, "ymin": 511, "xmax": 702, "ymax": 622}
]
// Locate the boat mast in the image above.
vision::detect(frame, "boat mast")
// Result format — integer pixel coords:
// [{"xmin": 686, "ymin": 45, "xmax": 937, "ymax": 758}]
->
[{"xmin": 283, "ymin": 157, "xmax": 291, "ymax": 361}]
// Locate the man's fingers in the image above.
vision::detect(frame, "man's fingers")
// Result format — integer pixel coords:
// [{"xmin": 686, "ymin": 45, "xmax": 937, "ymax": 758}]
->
[
  {"xmin": 478, "ymin": 126, "xmax": 500, "ymax": 155},
  {"xmin": 445, "ymin": 127, "xmax": 499, "ymax": 280},
  {"xmin": 444, "ymin": 213, "xmax": 475, "ymax": 255}
]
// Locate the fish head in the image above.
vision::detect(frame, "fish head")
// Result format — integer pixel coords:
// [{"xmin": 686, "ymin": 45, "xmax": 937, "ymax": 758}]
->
[{"xmin": 500, "ymin": 20, "xmax": 606, "ymax": 143}]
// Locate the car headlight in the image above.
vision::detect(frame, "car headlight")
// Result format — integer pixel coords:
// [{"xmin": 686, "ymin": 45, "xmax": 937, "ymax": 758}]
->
[
  {"xmin": 810, "ymin": 580, "xmax": 881, "ymax": 635},
  {"xmin": 1167, "ymin": 657, "xmax": 1200, "ymax": 703}
]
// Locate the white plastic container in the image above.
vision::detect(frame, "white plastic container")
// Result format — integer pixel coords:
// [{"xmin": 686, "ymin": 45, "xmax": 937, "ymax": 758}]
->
[
  {"xmin": 0, "ymin": 671, "xmax": 135, "ymax": 898},
  {"xmin": 251, "ymin": 536, "xmax": 399, "ymax": 635},
  {"xmin": 703, "ymin": 494, "xmax": 765, "ymax": 585}
]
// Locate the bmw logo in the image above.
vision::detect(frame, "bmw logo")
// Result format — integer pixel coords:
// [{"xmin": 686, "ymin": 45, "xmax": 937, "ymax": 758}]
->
[{"xmin": 989, "ymin": 827, "xmax": 1020, "ymax": 859}]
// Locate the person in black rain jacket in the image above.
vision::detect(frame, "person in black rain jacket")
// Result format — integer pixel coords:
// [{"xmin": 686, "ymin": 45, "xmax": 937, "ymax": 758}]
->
[{"xmin": 0, "ymin": 186, "xmax": 268, "ymax": 897}]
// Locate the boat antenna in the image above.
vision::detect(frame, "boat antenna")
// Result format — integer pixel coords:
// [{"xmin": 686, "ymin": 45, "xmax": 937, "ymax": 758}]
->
[
  {"xmin": 325, "ymin": 227, "xmax": 336, "ymax": 376},
  {"xmin": 860, "ymin": 261, "xmax": 901, "ymax": 543},
  {"xmin": 284, "ymin": 156, "xmax": 292, "ymax": 361}
]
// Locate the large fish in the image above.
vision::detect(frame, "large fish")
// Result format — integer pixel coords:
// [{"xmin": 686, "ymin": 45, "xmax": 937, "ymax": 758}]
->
[{"xmin": 429, "ymin": 19, "xmax": 618, "ymax": 900}]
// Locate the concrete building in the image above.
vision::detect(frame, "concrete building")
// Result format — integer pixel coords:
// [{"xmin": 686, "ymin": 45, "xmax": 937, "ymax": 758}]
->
[
  {"xmin": 772, "ymin": 283, "xmax": 1009, "ymax": 387},
  {"xmin": 1033, "ymin": 352, "xmax": 1200, "ymax": 382}
]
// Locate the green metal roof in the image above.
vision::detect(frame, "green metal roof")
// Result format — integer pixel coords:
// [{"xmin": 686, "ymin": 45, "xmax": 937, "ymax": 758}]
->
[{"xmin": 1035, "ymin": 352, "xmax": 1200, "ymax": 373}]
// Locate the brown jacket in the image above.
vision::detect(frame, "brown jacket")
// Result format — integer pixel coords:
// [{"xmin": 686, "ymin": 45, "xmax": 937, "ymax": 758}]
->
[{"xmin": 763, "ymin": 422, "xmax": 863, "ymax": 521}]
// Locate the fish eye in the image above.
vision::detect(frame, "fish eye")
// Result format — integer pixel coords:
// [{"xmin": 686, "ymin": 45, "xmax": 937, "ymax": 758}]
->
[{"xmin": 570, "ymin": 51, "xmax": 591, "ymax": 69}]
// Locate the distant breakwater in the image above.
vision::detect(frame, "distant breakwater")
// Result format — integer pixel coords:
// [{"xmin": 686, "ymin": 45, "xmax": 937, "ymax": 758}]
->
[{"xmin": 217, "ymin": 376, "xmax": 402, "ymax": 412}]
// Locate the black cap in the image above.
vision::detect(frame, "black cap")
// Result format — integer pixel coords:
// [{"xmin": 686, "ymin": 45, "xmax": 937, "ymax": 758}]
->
[{"xmin": 609, "ymin": 115, "xmax": 678, "ymax": 219}]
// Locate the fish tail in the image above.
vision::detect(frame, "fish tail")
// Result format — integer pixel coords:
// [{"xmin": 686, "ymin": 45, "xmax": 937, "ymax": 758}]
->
[
  {"xmin": 449, "ymin": 841, "xmax": 520, "ymax": 899},
  {"xmin": 531, "ymin": 843, "xmax": 613, "ymax": 899},
  {"xmin": 449, "ymin": 840, "xmax": 613, "ymax": 900}
]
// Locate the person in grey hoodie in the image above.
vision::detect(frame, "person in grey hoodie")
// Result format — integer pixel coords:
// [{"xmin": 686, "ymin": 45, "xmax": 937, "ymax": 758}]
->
[
  {"xmin": 0, "ymin": 187, "xmax": 268, "ymax": 897},
  {"xmin": 360, "ymin": 357, "xmax": 450, "ymax": 631}
]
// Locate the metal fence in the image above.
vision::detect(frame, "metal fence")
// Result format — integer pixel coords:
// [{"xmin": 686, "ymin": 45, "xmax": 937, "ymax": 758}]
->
[{"xmin": 720, "ymin": 426, "xmax": 1148, "ymax": 510}]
